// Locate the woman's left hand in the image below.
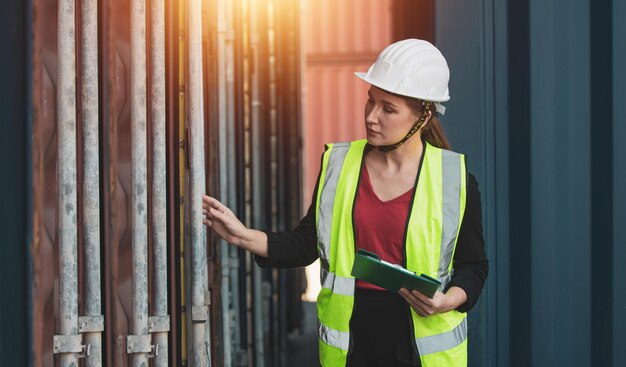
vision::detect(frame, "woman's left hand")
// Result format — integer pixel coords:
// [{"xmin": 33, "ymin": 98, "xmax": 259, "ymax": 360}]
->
[{"xmin": 399, "ymin": 286, "xmax": 467, "ymax": 317}]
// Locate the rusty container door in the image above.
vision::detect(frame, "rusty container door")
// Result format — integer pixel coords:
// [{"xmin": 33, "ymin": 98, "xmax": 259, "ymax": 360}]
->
[
  {"xmin": 29, "ymin": 0, "xmax": 304, "ymax": 365},
  {"xmin": 31, "ymin": 0, "xmax": 61, "ymax": 364},
  {"xmin": 30, "ymin": 0, "xmax": 179, "ymax": 365}
]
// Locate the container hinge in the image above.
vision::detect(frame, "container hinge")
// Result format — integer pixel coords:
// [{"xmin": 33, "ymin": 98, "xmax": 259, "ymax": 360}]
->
[
  {"xmin": 191, "ymin": 305, "xmax": 208, "ymax": 323},
  {"xmin": 78, "ymin": 315, "xmax": 104, "ymax": 333},
  {"xmin": 126, "ymin": 334, "xmax": 157, "ymax": 357},
  {"xmin": 148, "ymin": 315, "xmax": 171, "ymax": 333},
  {"xmin": 53, "ymin": 334, "xmax": 88, "ymax": 357}
]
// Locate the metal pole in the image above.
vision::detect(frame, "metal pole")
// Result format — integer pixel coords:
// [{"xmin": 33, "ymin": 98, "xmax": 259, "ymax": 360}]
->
[
  {"xmin": 129, "ymin": 0, "xmax": 150, "ymax": 365},
  {"xmin": 249, "ymin": 1, "xmax": 266, "ymax": 365},
  {"xmin": 151, "ymin": 0, "xmax": 170, "ymax": 365},
  {"xmin": 217, "ymin": 0, "xmax": 234, "ymax": 365},
  {"xmin": 225, "ymin": 3, "xmax": 242, "ymax": 361},
  {"xmin": 81, "ymin": 0, "xmax": 104, "ymax": 365},
  {"xmin": 56, "ymin": 0, "xmax": 79, "ymax": 365},
  {"xmin": 267, "ymin": 2, "xmax": 282, "ymax": 363},
  {"xmin": 188, "ymin": 0, "xmax": 210, "ymax": 364}
]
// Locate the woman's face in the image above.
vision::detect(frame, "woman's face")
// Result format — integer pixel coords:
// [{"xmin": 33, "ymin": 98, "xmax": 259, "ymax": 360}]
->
[{"xmin": 364, "ymin": 86, "xmax": 419, "ymax": 146}]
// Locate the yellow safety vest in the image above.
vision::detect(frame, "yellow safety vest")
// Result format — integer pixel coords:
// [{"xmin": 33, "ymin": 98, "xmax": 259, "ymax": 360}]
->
[{"xmin": 315, "ymin": 139, "xmax": 468, "ymax": 367}]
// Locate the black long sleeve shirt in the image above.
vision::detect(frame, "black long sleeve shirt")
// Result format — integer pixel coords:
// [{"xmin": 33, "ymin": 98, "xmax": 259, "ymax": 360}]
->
[{"xmin": 255, "ymin": 173, "xmax": 488, "ymax": 313}]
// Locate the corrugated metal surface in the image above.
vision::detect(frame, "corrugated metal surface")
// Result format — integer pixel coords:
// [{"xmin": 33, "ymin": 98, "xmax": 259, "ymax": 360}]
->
[
  {"xmin": 31, "ymin": 0, "xmax": 60, "ymax": 364},
  {"xmin": 27, "ymin": 0, "xmax": 304, "ymax": 365},
  {"xmin": 436, "ymin": 1, "xmax": 626, "ymax": 366},
  {"xmin": 0, "ymin": 0, "xmax": 29, "ymax": 365},
  {"xmin": 302, "ymin": 0, "xmax": 392, "ymax": 205},
  {"xmin": 102, "ymin": 0, "xmax": 135, "ymax": 364},
  {"xmin": 9, "ymin": 0, "xmax": 626, "ymax": 366}
]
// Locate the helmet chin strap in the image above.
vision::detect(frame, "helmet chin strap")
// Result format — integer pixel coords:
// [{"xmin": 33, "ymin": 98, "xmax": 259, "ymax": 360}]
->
[{"xmin": 378, "ymin": 101, "xmax": 432, "ymax": 153}]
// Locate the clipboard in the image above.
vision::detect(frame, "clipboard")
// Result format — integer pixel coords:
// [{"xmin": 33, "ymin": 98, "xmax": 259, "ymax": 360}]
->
[{"xmin": 351, "ymin": 249, "xmax": 441, "ymax": 298}]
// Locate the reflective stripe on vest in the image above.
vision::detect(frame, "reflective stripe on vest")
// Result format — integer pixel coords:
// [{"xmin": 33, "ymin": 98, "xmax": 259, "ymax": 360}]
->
[
  {"xmin": 416, "ymin": 317, "xmax": 467, "ymax": 356},
  {"xmin": 321, "ymin": 267, "xmax": 355, "ymax": 296},
  {"xmin": 319, "ymin": 320, "xmax": 351, "ymax": 351},
  {"xmin": 438, "ymin": 149, "xmax": 464, "ymax": 290},
  {"xmin": 405, "ymin": 142, "xmax": 467, "ymax": 365},
  {"xmin": 316, "ymin": 140, "xmax": 467, "ymax": 367},
  {"xmin": 316, "ymin": 142, "xmax": 351, "ymax": 268}
]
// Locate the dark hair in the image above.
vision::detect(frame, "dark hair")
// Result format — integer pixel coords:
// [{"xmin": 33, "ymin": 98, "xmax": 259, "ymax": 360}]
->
[{"xmin": 404, "ymin": 98, "xmax": 451, "ymax": 150}]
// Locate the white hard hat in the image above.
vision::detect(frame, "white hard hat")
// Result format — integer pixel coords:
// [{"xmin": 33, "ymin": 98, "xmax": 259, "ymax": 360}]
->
[{"xmin": 355, "ymin": 39, "xmax": 450, "ymax": 114}]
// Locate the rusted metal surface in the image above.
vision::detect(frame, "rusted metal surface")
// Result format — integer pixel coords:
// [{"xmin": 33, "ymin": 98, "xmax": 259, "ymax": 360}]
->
[
  {"xmin": 28, "ymin": 0, "xmax": 305, "ymax": 365},
  {"xmin": 56, "ymin": 0, "xmax": 80, "ymax": 365},
  {"xmin": 150, "ymin": 0, "xmax": 170, "ymax": 365},
  {"xmin": 31, "ymin": 0, "xmax": 59, "ymax": 365},
  {"xmin": 102, "ymin": 0, "xmax": 134, "ymax": 364},
  {"xmin": 81, "ymin": 0, "xmax": 104, "ymax": 365}
]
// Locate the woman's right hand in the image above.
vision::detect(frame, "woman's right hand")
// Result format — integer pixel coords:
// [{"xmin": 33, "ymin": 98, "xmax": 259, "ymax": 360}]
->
[
  {"xmin": 202, "ymin": 195, "xmax": 248, "ymax": 245},
  {"xmin": 202, "ymin": 195, "xmax": 269, "ymax": 257}
]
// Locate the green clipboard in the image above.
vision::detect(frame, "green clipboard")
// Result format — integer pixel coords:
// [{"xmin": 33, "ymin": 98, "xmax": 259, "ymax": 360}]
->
[{"xmin": 351, "ymin": 249, "xmax": 441, "ymax": 298}]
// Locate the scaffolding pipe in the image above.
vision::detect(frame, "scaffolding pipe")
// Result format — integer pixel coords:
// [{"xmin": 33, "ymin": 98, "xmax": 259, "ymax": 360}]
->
[
  {"xmin": 151, "ymin": 0, "xmax": 170, "ymax": 365},
  {"xmin": 129, "ymin": 0, "xmax": 149, "ymax": 365},
  {"xmin": 224, "ymin": 1, "xmax": 240, "ymax": 365},
  {"xmin": 216, "ymin": 0, "xmax": 234, "ymax": 365},
  {"xmin": 267, "ymin": 2, "xmax": 282, "ymax": 364},
  {"xmin": 56, "ymin": 0, "xmax": 79, "ymax": 366},
  {"xmin": 81, "ymin": 0, "xmax": 103, "ymax": 365},
  {"xmin": 249, "ymin": 1, "xmax": 266, "ymax": 365},
  {"xmin": 188, "ymin": 0, "xmax": 210, "ymax": 365},
  {"xmin": 226, "ymin": 0, "xmax": 242, "ymax": 363}
]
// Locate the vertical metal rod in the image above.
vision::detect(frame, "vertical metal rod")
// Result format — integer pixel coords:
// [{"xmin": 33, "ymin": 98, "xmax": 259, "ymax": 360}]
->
[
  {"xmin": 57, "ymin": 0, "xmax": 79, "ymax": 365},
  {"xmin": 249, "ymin": 1, "xmax": 266, "ymax": 365},
  {"xmin": 267, "ymin": 2, "xmax": 282, "ymax": 363},
  {"xmin": 226, "ymin": 0, "xmax": 242, "ymax": 363},
  {"xmin": 151, "ymin": 0, "xmax": 169, "ymax": 365},
  {"xmin": 217, "ymin": 0, "xmax": 234, "ymax": 364},
  {"xmin": 188, "ymin": 0, "xmax": 210, "ymax": 364},
  {"xmin": 131, "ymin": 0, "xmax": 149, "ymax": 365},
  {"xmin": 81, "ymin": 0, "xmax": 103, "ymax": 365}
]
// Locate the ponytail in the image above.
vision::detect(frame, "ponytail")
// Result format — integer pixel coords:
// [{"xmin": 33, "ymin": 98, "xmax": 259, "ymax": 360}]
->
[
  {"xmin": 421, "ymin": 115, "xmax": 451, "ymax": 150},
  {"xmin": 403, "ymin": 97, "xmax": 451, "ymax": 150}
]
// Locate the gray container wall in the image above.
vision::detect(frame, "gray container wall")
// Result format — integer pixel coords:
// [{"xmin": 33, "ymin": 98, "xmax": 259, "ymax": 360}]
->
[{"xmin": 436, "ymin": 1, "xmax": 626, "ymax": 366}]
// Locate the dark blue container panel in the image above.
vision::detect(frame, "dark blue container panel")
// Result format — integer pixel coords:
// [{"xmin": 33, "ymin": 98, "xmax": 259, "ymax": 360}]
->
[
  {"xmin": 613, "ymin": 1, "xmax": 626, "ymax": 366},
  {"xmin": 530, "ymin": 1, "xmax": 592, "ymax": 365},
  {"xmin": 434, "ymin": 1, "xmax": 493, "ymax": 367},
  {"xmin": 0, "ymin": 0, "xmax": 30, "ymax": 366},
  {"xmin": 435, "ymin": 0, "xmax": 626, "ymax": 366}
]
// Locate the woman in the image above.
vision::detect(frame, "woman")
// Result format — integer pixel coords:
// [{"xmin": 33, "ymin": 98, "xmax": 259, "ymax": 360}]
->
[{"xmin": 203, "ymin": 39, "xmax": 488, "ymax": 367}]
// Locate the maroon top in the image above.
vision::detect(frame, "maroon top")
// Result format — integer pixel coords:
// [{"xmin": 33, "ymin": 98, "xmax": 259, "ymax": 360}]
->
[{"xmin": 354, "ymin": 164, "xmax": 414, "ymax": 290}]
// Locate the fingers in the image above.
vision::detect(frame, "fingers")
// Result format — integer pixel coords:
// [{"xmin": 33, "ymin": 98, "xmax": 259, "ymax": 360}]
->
[
  {"xmin": 201, "ymin": 196, "xmax": 226, "ymax": 227},
  {"xmin": 202, "ymin": 195, "xmax": 233, "ymax": 216},
  {"xmin": 399, "ymin": 288, "xmax": 434, "ymax": 317},
  {"xmin": 202, "ymin": 195, "xmax": 220, "ymax": 210},
  {"xmin": 410, "ymin": 289, "xmax": 432, "ymax": 303},
  {"xmin": 202, "ymin": 207, "xmax": 228, "ymax": 227}
]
